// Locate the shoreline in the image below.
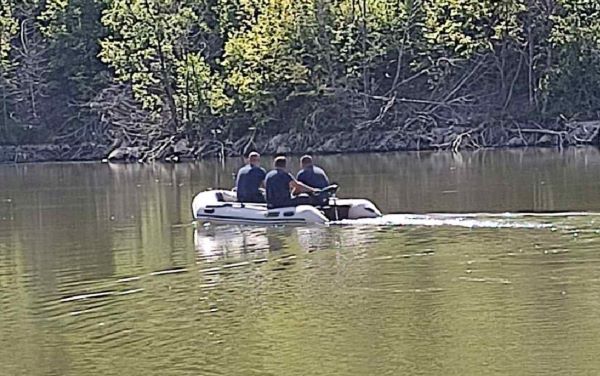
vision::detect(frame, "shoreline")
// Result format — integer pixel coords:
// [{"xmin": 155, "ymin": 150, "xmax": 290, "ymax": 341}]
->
[{"xmin": 1, "ymin": 121, "xmax": 599, "ymax": 164}]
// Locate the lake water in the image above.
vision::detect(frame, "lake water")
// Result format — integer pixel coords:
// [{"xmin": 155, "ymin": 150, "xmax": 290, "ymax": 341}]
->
[{"xmin": 1, "ymin": 148, "xmax": 600, "ymax": 375}]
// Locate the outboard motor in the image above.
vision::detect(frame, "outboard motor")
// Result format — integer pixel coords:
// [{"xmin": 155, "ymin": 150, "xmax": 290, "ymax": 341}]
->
[{"xmin": 313, "ymin": 184, "xmax": 339, "ymax": 207}]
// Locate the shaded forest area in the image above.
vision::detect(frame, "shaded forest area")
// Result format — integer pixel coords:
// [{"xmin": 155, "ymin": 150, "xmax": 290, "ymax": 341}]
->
[{"xmin": 2, "ymin": 0, "xmax": 600, "ymax": 162}]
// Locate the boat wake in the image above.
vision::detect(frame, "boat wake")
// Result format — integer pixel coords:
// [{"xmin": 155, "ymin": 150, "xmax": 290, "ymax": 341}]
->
[{"xmin": 333, "ymin": 212, "xmax": 600, "ymax": 229}]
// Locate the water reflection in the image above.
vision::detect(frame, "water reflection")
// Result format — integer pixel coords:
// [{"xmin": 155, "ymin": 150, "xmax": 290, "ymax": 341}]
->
[
  {"xmin": 194, "ymin": 224, "xmax": 380, "ymax": 262},
  {"xmin": 2, "ymin": 149, "xmax": 600, "ymax": 376},
  {"xmin": 194, "ymin": 225, "xmax": 271, "ymax": 262}
]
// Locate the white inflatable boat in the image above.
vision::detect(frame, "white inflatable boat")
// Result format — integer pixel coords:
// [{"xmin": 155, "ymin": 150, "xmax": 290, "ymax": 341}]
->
[{"xmin": 191, "ymin": 188, "xmax": 382, "ymax": 225}]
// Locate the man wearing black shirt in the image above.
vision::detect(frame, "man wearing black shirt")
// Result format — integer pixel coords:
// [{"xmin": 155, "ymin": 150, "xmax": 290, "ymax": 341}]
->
[
  {"xmin": 265, "ymin": 156, "xmax": 316, "ymax": 208},
  {"xmin": 296, "ymin": 155, "xmax": 329, "ymax": 189},
  {"xmin": 235, "ymin": 152, "xmax": 267, "ymax": 203}
]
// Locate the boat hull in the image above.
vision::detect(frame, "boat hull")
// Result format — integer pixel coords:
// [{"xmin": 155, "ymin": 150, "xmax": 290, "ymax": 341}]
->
[{"xmin": 192, "ymin": 190, "xmax": 381, "ymax": 225}]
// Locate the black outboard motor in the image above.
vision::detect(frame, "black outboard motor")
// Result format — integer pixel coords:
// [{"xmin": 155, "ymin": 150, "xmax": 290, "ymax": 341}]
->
[{"xmin": 312, "ymin": 184, "xmax": 339, "ymax": 207}]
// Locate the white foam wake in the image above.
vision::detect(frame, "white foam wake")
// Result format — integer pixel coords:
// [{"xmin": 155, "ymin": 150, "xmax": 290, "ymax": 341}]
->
[{"xmin": 334, "ymin": 213, "xmax": 557, "ymax": 229}]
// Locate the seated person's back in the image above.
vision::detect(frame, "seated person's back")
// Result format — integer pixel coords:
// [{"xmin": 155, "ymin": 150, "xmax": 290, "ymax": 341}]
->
[
  {"xmin": 236, "ymin": 152, "xmax": 266, "ymax": 203},
  {"xmin": 266, "ymin": 156, "xmax": 316, "ymax": 208},
  {"xmin": 297, "ymin": 155, "xmax": 329, "ymax": 189},
  {"xmin": 265, "ymin": 169, "xmax": 293, "ymax": 208}
]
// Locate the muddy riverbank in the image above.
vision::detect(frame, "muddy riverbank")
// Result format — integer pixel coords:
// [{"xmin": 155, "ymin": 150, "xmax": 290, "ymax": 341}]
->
[{"xmin": 1, "ymin": 120, "xmax": 599, "ymax": 163}]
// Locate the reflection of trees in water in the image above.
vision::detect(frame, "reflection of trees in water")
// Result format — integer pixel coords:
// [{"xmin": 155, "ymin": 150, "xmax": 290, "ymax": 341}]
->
[
  {"xmin": 0, "ymin": 172, "xmax": 79, "ymax": 376},
  {"xmin": 0, "ymin": 162, "xmax": 208, "ymax": 292},
  {"xmin": 3, "ymin": 153, "xmax": 600, "ymax": 375},
  {"xmin": 4, "ymin": 165, "xmax": 114, "ymax": 290},
  {"xmin": 0, "ymin": 163, "xmax": 213, "ymax": 376},
  {"xmin": 0, "ymin": 161, "xmax": 253, "ymax": 289}
]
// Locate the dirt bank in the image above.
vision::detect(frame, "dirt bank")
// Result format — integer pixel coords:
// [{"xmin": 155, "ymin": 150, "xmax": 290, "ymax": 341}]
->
[
  {"xmin": 0, "ymin": 143, "xmax": 108, "ymax": 163},
  {"xmin": 1, "ymin": 121, "xmax": 598, "ymax": 164}
]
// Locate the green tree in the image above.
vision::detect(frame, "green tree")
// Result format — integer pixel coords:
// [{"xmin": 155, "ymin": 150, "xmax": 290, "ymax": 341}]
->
[
  {"xmin": 0, "ymin": 0, "xmax": 18, "ymax": 141},
  {"xmin": 100, "ymin": 0, "xmax": 228, "ymax": 131},
  {"xmin": 1, "ymin": 0, "xmax": 52, "ymax": 143},
  {"xmin": 544, "ymin": 0, "xmax": 600, "ymax": 116},
  {"xmin": 39, "ymin": 0, "xmax": 110, "ymax": 128},
  {"xmin": 221, "ymin": 0, "xmax": 309, "ymax": 128}
]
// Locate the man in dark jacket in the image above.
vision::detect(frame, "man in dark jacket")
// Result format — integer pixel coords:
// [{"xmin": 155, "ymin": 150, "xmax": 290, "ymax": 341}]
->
[
  {"xmin": 296, "ymin": 155, "xmax": 329, "ymax": 189},
  {"xmin": 265, "ymin": 156, "xmax": 316, "ymax": 208},
  {"xmin": 235, "ymin": 152, "xmax": 267, "ymax": 203}
]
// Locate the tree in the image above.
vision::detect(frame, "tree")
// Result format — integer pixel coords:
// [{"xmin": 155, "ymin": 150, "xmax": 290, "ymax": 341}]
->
[
  {"xmin": 544, "ymin": 0, "xmax": 600, "ymax": 116},
  {"xmin": 0, "ymin": 0, "xmax": 51, "ymax": 144},
  {"xmin": 100, "ymin": 0, "xmax": 228, "ymax": 131},
  {"xmin": 0, "ymin": 0, "xmax": 18, "ymax": 141},
  {"xmin": 39, "ymin": 0, "xmax": 111, "ymax": 134}
]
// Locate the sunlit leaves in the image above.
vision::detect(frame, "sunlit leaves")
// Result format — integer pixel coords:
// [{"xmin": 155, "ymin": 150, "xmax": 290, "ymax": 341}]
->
[
  {"xmin": 6, "ymin": 0, "xmax": 600, "ymax": 141},
  {"xmin": 550, "ymin": 0, "xmax": 600, "ymax": 48},
  {"xmin": 0, "ymin": 0, "xmax": 18, "ymax": 67},
  {"xmin": 100, "ymin": 0, "xmax": 227, "ymax": 125},
  {"xmin": 175, "ymin": 52, "xmax": 232, "ymax": 115},
  {"xmin": 542, "ymin": 0, "xmax": 600, "ymax": 114},
  {"xmin": 221, "ymin": 0, "xmax": 309, "ymax": 118},
  {"xmin": 423, "ymin": 0, "xmax": 527, "ymax": 57}
]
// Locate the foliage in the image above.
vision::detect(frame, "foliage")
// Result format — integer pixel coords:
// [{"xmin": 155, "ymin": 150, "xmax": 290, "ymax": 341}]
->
[
  {"xmin": 0, "ymin": 0, "xmax": 18, "ymax": 140},
  {"xmin": 100, "ymin": 0, "xmax": 228, "ymax": 130},
  {"xmin": 2, "ymin": 0, "xmax": 600, "ymax": 146},
  {"xmin": 545, "ymin": 0, "xmax": 600, "ymax": 115},
  {"xmin": 0, "ymin": 0, "xmax": 18, "ymax": 66}
]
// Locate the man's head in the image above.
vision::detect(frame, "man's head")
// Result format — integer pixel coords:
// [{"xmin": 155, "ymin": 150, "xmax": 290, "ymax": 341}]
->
[
  {"xmin": 248, "ymin": 151, "xmax": 260, "ymax": 166},
  {"xmin": 274, "ymin": 156, "xmax": 287, "ymax": 170},
  {"xmin": 300, "ymin": 155, "xmax": 313, "ymax": 168}
]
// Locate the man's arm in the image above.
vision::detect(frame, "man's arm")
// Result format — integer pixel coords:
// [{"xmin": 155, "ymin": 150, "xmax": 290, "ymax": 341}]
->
[{"xmin": 289, "ymin": 179, "xmax": 317, "ymax": 195}]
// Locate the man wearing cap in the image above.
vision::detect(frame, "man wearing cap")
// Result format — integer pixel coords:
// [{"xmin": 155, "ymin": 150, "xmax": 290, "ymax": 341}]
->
[
  {"xmin": 296, "ymin": 155, "xmax": 329, "ymax": 189},
  {"xmin": 235, "ymin": 151, "xmax": 267, "ymax": 203},
  {"xmin": 265, "ymin": 156, "xmax": 317, "ymax": 208}
]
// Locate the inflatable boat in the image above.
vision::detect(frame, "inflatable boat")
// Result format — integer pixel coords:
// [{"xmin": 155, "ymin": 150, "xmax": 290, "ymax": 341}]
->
[{"xmin": 191, "ymin": 187, "xmax": 382, "ymax": 225}]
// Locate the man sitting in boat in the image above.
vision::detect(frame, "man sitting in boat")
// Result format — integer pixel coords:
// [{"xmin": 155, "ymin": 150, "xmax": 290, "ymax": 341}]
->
[
  {"xmin": 297, "ymin": 155, "xmax": 329, "ymax": 189},
  {"xmin": 235, "ymin": 151, "xmax": 267, "ymax": 203},
  {"xmin": 265, "ymin": 156, "xmax": 318, "ymax": 208}
]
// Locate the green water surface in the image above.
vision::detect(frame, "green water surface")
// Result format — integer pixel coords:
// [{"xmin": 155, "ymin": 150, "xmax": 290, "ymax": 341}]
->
[{"xmin": 1, "ymin": 148, "xmax": 600, "ymax": 376}]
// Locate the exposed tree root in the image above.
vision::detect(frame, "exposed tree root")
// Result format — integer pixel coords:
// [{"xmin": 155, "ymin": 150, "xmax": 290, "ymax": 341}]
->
[{"xmin": 2, "ymin": 119, "xmax": 599, "ymax": 164}]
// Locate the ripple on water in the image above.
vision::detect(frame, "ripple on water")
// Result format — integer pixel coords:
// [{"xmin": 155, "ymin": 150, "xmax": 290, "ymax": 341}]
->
[{"xmin": 6, "ymin": 205, "xmax": 600, "ymax": 375}]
